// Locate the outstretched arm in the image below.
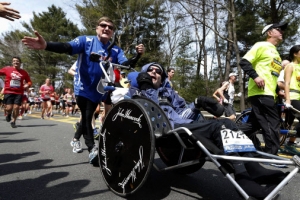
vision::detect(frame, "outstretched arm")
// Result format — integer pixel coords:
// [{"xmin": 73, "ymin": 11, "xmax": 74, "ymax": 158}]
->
[
  {"xmin": 22, "ymin": 31, "xmax": 47, "ymax": 50},
  {"xmin": 0, "ymin": 2, "xmax": 21, "ymax": 21},
  {"xmin": 22, "ymin": 30, "xmax": 72, "ymax": 54}
]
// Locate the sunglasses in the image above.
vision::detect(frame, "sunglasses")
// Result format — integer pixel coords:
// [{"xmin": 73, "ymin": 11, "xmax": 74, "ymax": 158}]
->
[
  {"xmin": 98, "ymin": 23, "xmax": 114, "ymax": 30},
  {"xmin": 273, "ymin": 27, "xmax": 282, "ymax": 32},
  {"xmin": 147, "ymin": 67, "xmax": 162, "ymax": 75}
]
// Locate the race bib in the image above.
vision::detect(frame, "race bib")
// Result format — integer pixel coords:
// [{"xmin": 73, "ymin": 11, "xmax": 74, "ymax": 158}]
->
[
  {"xmin": 10, "ymin": 80, "xmax": 20, "ymax": 87},
  {"xmin": 221, "ymin": 129, "xmax": 256, "ymax": 154},
  {"xmin": 44, "ymin": 94, "xmax": 50, "ymax": 99}
]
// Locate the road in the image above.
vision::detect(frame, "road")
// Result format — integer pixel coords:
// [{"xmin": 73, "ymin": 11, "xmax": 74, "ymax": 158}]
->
[{"xmin": 1, "ymin": 110, "xmax": 300, "ymax": 200}]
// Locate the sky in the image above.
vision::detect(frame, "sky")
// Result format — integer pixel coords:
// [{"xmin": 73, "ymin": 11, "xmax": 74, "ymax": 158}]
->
[{"xmin": 0, "ymin": 0, "xmax": 83, "ymax": 35}]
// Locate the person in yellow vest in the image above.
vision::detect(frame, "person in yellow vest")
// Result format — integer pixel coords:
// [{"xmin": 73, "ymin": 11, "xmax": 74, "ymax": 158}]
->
[
  {"xmin": 284, "ymin": 45, "xmax": 300, "ymax": 147},
  {"xmin": 239, "ymin": 22, "xmax": 288, "ymax": 155}
]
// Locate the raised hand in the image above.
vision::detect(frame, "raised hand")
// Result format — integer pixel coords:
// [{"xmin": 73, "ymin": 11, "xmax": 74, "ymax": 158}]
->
[
  {"xmin": 0, "ymin": 2, "xmax": 21, "ymax": 21},
  {"xmin": 21, "ymin": 31, "xmax": 47, "ymax": 50},
  {"xmin": 135, "ymin": 44, "xmax": 145, "ymax": 55}
]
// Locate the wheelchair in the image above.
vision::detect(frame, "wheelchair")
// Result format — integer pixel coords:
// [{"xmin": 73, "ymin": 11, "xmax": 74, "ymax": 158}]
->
[{"xmin": 97, "ymin": 95, "xmax": 300, "ymax": 199}]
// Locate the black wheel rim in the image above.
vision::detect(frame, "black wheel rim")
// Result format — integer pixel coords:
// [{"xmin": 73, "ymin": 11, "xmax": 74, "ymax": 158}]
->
[{"xmin": 99, "ymin": 99, "xmax": 155, "ymax": 196}]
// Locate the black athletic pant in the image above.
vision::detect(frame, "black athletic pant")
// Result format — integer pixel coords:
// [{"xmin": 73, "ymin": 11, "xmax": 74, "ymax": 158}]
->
[
  {"xmin": 291, "ymin": 100, "xmax": 300, "ymax": 137},
  {"xmin": 74, "ymin": 95, "xmax": 98, "ymax": 152},
  {"xmin": 238, "ymin": 95, "xmax": 280, "ymax": 155}
]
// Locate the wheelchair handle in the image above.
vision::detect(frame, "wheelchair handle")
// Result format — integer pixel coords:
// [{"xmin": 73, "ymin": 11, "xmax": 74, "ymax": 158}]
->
[{"xmin": 290, "ymin": 106, "xmax": 300, "ymax": 114}]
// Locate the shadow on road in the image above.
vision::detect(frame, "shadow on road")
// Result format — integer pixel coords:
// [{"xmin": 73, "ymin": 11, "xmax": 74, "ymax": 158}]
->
[
  {"xmin": 124, "ymin": 161, "xmax": 241, "ymax": 200},
  {"xmin": 0, "ymin": 132, "xmax": 22, "ymax": 135},
  {"xmin": 0, "ymin": 152, "xmax": 39, "ymax": 164},
  {"xmin": 0, "ymin": 158, "xmax": 88, "ymax": 177},
  {"xmin": 0, "ymin": 138, "xmax": 38, "ymax": 144},
  {"xmin": 0, "ymin": 171, "xmax": 108, "ymax": 200},
  {"xmin": 17, "ymin": 124, "xmax": 58, "ymax": 128}
]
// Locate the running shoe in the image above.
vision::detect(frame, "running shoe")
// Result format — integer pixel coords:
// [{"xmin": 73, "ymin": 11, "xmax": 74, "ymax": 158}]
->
[
  {"xmin": 89, "ymin": 145, "xmax": 98, "ymax": 164},
  {"xmin": 280, "ymin": 144, "xmax": 300, "ymax": 156},
  {"xmin": 93, "ymin": 128, "xmax": 99, "ymax": 140},
  {"xmin": 72, "ymin": 140, "xmax": 83, "ymax": 153},
  {"xmin": 287, "ymin": 141, "xmax": 300, "ymax": 148},
  {"xmin": 18, "ymin": 115, "xmax": 23, "ymax": 120},
  {"xmin": 10, "ymin": 122, "xmax": 17, "ymax": 128},
  {"xmin": 28, "ymin": 111, "xmax": 32, "ymax": 114},
  {"xmin": 46, "ymin": 112, "xmax": 51, "ymax": 118},
  {"xmin": 41, "ymin": 116, "xmax": 44, "ymax": 119},
  {"xmin": 6, "ymin": 114, "xmax": 11, "ymax": 122}
]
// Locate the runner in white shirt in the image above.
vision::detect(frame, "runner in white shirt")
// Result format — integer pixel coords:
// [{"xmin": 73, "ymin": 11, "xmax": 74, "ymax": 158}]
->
[
  {"xmin": 28, "ymin": 88, "xmax": 37, "ymax": 114},
  {"xmin": 212, "ymin": 73, "xmax": 241, "ymax": 120}
]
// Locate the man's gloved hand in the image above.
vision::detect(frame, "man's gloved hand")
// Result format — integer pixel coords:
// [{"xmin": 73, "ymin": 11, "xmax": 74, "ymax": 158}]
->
[
  {"xmin": 285, "ymin": 103, "xmax": 293, "ymax": 109},
  {"xmin": 236, "ymin": 92, "xmax": 242, "ymax": 97},
  {"xmin": 89, "ymin": 53, "xmax": 101, "ymax": 62},
  {"xmin": 136, "ymin": 72, "xmax": 154, "ymax": 90}
]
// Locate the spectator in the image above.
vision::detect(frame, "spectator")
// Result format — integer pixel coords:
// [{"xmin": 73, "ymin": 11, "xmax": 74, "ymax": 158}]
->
[{"xmin": 167, "ymin": 67, "xmax": 175, "ymax": 88}]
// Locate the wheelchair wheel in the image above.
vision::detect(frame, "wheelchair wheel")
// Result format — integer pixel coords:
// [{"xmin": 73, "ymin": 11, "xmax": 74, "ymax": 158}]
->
[
  {"xmin": 235, "ymin": 110, "xmax": 251, "ymax": 126},
  {"xmin": 98, "ymin": 99, "xmax": 155, "ymax": 197},
  {"xmin": 236, "ymin": 109, "xmax": 287, "ymax": 147},
  {"xmin": 132, "ymin": 95, "xmax": 205, "ymax": 174}
]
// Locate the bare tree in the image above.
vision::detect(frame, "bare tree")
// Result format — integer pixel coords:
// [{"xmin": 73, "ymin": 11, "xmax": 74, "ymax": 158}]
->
[{"xmin": 162, "ymin": 1, "xmax": 186, "ymax": 68}]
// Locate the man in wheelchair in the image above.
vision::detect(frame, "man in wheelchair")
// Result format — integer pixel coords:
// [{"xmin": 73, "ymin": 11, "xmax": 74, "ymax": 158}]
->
[{"xmin": 122, "ymin": 62, "xmax": 288, "ymax": 199}]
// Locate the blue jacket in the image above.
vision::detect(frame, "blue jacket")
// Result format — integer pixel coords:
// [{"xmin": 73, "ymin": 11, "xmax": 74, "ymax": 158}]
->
[{"xmin": 127, "ymin": 63, "xmax": 199, "ymax": 128}]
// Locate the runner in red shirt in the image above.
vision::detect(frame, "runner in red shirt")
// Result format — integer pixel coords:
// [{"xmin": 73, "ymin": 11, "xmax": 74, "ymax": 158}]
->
[
  {"xmin": 39, "ymin": 78, "xmax": 54, "ymax": 119},
  {"xmin": 0, "ymin": 57, "xmax": 31, "ymax": 128}
]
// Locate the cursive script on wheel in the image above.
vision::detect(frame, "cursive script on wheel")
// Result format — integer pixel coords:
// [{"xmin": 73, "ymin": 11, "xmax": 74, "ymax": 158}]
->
[
  {"xmin": 100, "ymin": 128, "xmax": 112, "ymax": 176},
  {"xmin": 118, "ymin": 146, "xmax": 145, "ymax": 193},
  {"xmin": 112, "ymin": 107, "xmax": 143, "ymax": 128}
]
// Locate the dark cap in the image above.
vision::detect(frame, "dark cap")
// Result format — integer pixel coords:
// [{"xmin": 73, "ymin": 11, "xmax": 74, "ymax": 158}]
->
[{"xmin": 261, "ymin": 22, "xmax": 288, "ymax": 35}]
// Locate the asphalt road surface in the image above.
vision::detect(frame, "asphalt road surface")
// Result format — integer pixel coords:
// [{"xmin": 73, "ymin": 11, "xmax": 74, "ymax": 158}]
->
[{"xmin": 1, "ymin": 110, "xmax": 300, "ymax": 200}]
